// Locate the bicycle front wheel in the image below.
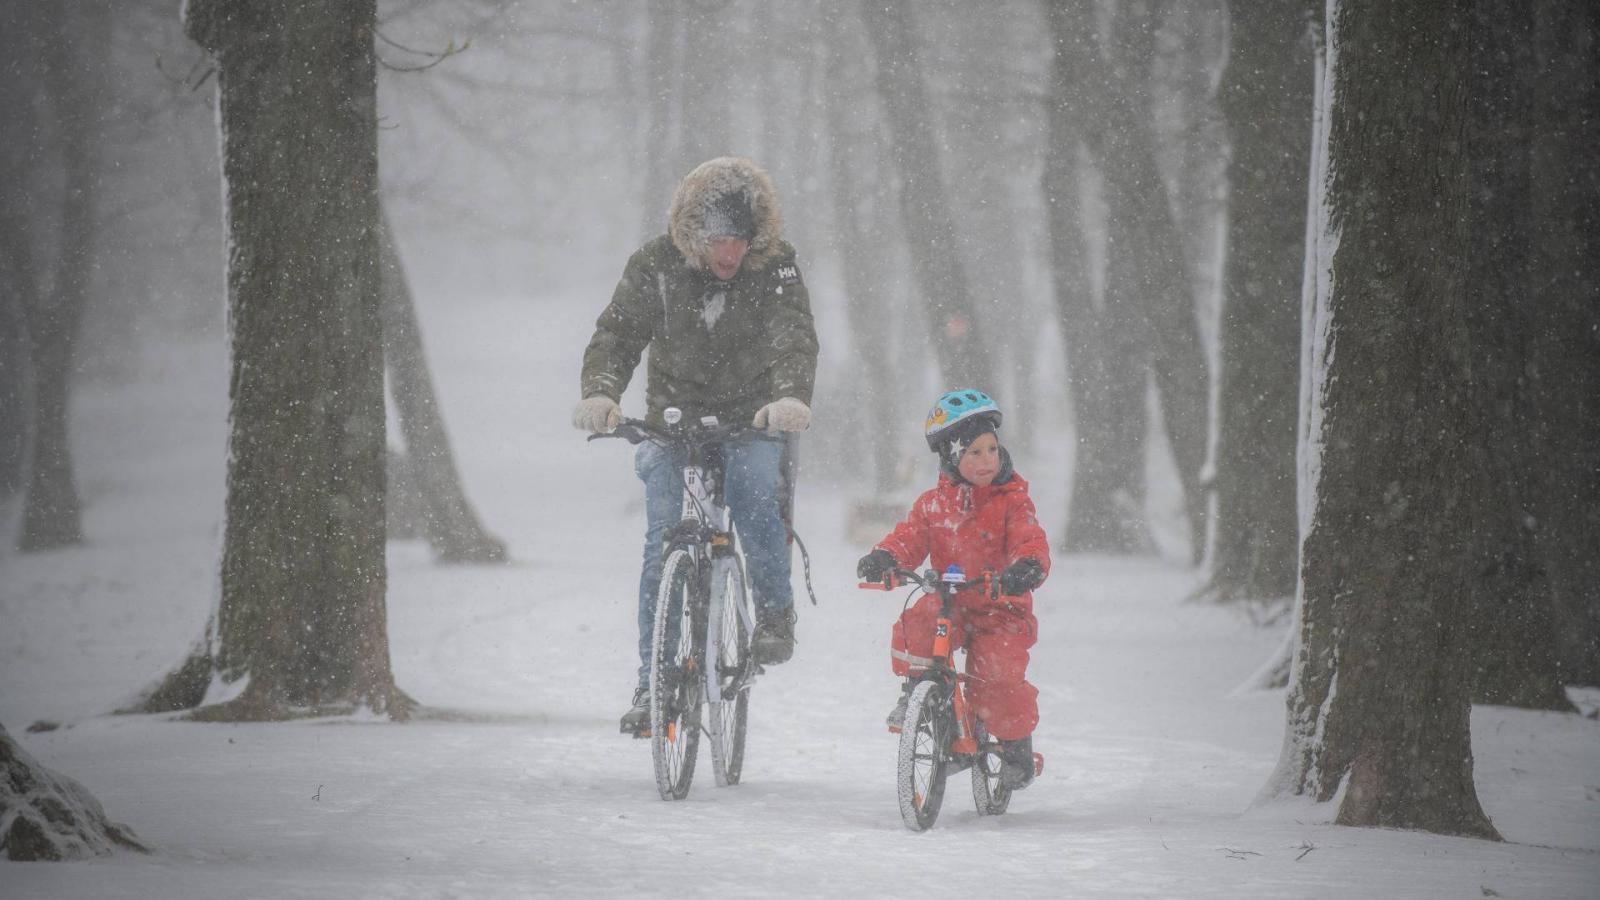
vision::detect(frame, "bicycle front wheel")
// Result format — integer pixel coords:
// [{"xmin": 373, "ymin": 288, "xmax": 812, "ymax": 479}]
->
[
  {"xmin": 896, "ymin": 680, "xmax": 951, "ymax": 831},
  {"xmin": 651, "ymin": 548, "xmax": 702, "ymax": 800},
  {"xmin": 707, "ymin": 559, "xmax": 751, "ymax": 787}
]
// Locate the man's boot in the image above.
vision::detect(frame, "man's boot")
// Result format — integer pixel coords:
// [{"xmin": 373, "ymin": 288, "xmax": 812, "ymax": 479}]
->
[
  {"xmin": 752, "ymin": 606, "xmax": 796, "ymax": 665},
  {"xmin": 620, "ymin": 686, "xmax": 650, "ymax": 736}
]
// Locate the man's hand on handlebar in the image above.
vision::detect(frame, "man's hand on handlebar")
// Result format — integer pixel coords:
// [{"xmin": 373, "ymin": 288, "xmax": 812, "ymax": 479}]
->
[
  {"xmin": 752, "ymin": 397, "xmax": 811, "ymax": 433},
  {"xmin": 573, "ymin": 396, "xmax": 621, "ymax": 434}
]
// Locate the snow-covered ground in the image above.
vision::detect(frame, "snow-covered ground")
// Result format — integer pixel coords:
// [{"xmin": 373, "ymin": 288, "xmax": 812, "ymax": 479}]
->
[{"xmin": 2, "ymin": 292, "xmax": 1596, "ymax": 898}]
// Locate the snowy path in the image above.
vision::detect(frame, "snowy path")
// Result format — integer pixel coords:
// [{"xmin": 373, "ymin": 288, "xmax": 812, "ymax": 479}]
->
[
  {"xmin": 6, "ymin": 493, "xmax": 1596, "ymax": 898},
  {"xmin": 3, "ymin": 297, "xmax": 1597, "ymax": 897}
]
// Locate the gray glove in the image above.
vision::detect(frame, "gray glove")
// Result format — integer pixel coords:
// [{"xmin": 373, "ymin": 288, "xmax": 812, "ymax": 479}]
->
[
  {"xmin": 752, "ymin": 397, "xmax": 811, "ymax": 433},
  {"xmin": 572, "ymin": 396, "xmax": 621, "ymax": 434}
]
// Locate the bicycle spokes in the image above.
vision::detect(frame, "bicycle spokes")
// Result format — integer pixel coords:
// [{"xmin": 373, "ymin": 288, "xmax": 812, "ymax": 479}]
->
[
  {"xmin": 651, "ymin": 550, "xmax": 701, "ymax": 800},
  {"xmin": 896, "ymin": 681, "xmax": 951, "ymax": 831}
]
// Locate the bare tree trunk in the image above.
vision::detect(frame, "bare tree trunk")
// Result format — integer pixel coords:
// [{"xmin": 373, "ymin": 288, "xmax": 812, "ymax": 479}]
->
[
  {"xmin": 1460, "ymin": 0, "xmax": 1573, "ymax": 711},
  {"xmin": 638, "ymin": 0, "xmax": 678, "ymax": 237},
  {"xmin": 0, "ymin": 287, "xmax": 26, "ymax": 503},
  {"xmin": 1044, "ymin": 0, "xmax": 1156, "ymax": 556},
  {"xmin": 15, "ymin": 2, "xmax": 103, "ymax": 552},
  {"xmin": 1, "ymin": 723, "xmax": 145, "ymax": 861},
  {"xmin": 1264, "ymin": 0, "xmax": 1498, "ymax": 839},
  {"xmin": 1044, "ymin": 2, "xmax": 1117, "ymax": 546},
  {"xmin": 859, "ymin": 0, "xmax": 992, "ymax": 390},
  {"xmin": 1530, "ymin": 0, "xmax": 1600, "ymax": 687},
  {"xmin": 824, "ymin": 3, "xmax": 897, "ymax": 502},
  {"xmin": 936, "ymin": 14, "xmax": 1034, "ymax": 433},
  {"xmin": 679, "ymin": 0, "xmax": 732, "ymax": 167},
  {"xmin": 0, "ymin": 7, "xmax": 38, "ymax": 506},
  {"xmin": 379, "ymin": 208, "xmax": 506, "ymax": 563},
  {"xmin": 637, "ymin": 0, "xmax": 735, "ymax": 238},
  {"xmin": 1095, "ymin": 0, "xmax": 1210, "ymax": 563},
  {"xmin": 1205, "ymin": 1, "xmax": 1313, "ymax": 603},
  {"xmin": 137, "ymin": 0, "xmax": 405, "ymax": 721}
]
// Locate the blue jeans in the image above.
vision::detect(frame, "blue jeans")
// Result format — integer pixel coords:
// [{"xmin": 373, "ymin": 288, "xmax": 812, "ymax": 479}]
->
[{"xmin": 634, "ymin": 437, "xmax": 792, "ymax": 686}]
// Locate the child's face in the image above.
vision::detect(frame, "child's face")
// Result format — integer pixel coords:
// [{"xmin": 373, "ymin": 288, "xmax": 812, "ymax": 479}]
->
[{"xmin": 956, "ymin": 432, "xmax": 1001, "ymax": 486}]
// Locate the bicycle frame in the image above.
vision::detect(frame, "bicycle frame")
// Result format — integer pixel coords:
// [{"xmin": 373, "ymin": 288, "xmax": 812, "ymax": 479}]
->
[
  {"xmin": 590, "ymin": 412, "xmax": 769, "ymax": 700},
  {"xmin": 868, "ymin": 567, "xmax": 990, "ymax": 763},
  {"xmin": 862, "ymin": 565, "xmax": 1043, "ymax": 827},
  {"xmin": 670, "ymin": 425, "xmax": 757, "ymax": 704}
]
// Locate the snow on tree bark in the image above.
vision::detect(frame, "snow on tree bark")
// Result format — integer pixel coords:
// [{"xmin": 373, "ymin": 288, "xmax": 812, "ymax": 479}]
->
[
  {"xmin": 1, "ymin": 723, "xmax": 145, "ymax": 861},
  {"xmin": 1265, "ymin": 0, "xmax": 1499, "ymax": 839}
]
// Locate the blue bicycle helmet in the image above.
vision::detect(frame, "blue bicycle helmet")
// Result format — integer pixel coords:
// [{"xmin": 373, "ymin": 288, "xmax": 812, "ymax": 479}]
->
[{"xmin": 923, "ymin": 389, "xmax": 1002, "ymax": 452}]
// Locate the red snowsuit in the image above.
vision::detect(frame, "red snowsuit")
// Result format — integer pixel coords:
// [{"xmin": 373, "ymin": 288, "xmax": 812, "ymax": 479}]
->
[{"xmin": 873, "ymin": 469, "xmax": 1050, "ymax": 741}]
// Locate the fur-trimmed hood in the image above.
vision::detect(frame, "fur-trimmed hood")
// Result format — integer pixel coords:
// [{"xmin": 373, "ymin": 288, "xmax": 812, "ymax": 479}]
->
[{"xmin": 667, "ymin": 157, "xmax": 784, "ymax": 273}]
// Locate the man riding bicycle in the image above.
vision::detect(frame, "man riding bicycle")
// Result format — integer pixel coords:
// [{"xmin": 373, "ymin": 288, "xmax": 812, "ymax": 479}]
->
[{"xmin": 573, "ymin": 156, "xmax": 819, "ymax": 734}]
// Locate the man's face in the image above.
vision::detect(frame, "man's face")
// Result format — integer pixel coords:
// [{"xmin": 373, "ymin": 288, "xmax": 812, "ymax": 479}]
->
[{"xmin": 707, "ymin": 236, "xmax": 749, "ymax": 281}]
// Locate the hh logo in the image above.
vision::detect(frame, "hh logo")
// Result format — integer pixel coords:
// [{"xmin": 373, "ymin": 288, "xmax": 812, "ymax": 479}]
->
[{"xmin": 777, "ymin": 265, "xmax": 801, "ymax": 284}]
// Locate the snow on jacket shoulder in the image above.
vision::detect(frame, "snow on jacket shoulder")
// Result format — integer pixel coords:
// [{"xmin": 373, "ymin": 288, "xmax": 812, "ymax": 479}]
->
[{"xmin": 874, "ymin": 471, "xmax": 1051, "ymax": 603}]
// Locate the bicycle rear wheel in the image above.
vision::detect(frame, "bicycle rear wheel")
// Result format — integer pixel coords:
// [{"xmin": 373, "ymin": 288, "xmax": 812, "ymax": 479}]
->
[
  {"xmin": 707, "ymin": 558, "xmax": 751, "ymax": 786},
  {"xmin": 651, "ymin": 548, "xmax": 702, "ymax": 800},
  {"xmin": 970, "ymin": 719, "xmax": 1013, "ymax": 815},
  {"xmin": 896, "ymin": 680, "xmax": 951, "ymax": 831}
]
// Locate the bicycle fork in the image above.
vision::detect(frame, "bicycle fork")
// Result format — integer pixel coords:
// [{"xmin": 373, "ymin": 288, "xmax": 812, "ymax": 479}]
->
[{"xmin": 930, "ymin": 614, "xmax": 979, "ymax": 757}]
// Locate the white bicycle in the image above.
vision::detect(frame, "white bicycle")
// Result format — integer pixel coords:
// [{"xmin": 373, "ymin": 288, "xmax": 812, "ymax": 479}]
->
[{"xmin": 591, "ymin": 409, "xmax": 772, "ymax": 799}]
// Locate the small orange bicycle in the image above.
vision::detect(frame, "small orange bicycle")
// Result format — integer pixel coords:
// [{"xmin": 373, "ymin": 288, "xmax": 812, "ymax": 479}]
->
[{"xmin": 859, "ymin": 564, "xmax": 1044, "ymax": 831}]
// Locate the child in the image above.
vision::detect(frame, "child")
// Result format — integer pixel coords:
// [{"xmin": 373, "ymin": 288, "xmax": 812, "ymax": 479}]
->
[{"xmin": 856, "ymin": 389, "xmax": 1049, "ymax": 789}]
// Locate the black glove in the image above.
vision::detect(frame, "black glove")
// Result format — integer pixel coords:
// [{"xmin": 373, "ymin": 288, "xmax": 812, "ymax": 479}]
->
[
  {"xmin": 857, "ymin": 548, "xmax": 896, "ymax": 582},
  {"xmin": 999, "ymin": 558, "xmax": 1044, "ymax": 597}
]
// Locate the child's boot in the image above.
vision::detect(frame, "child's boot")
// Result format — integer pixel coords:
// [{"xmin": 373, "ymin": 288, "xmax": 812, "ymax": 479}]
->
[
  {"xmin": 999, "ymin": 735, "xmax": 1035, "ymax": 790},
  {"xmin": 885, "ymin": 681, "xmax": 913, "ymax": 732}
]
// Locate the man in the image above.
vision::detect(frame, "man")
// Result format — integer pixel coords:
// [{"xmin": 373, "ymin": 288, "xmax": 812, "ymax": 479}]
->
[{"xmin": 574, "ymin": 157, "xmax": 819, "ymax": 734}]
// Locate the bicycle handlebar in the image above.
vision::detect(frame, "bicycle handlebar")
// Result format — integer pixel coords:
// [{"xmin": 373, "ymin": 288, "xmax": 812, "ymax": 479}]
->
[
  {"xmin": 587, "ymin": 416, "xmax": 780, "ymax": 449},
  {"xmin": 857, "ymin": 567, "xmax": 997, "ymax": 599}
]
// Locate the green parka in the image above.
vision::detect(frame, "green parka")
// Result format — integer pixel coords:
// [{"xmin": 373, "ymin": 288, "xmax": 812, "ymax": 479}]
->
[{"xmin": 580, "ymin": 158, "xmax": 819, "ymax": 427}]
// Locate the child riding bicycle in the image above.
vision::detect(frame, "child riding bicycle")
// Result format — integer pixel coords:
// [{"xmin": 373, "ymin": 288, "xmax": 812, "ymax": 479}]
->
[{"xmin": 855, "ymin": 390, "xmax": 1049, "ymax": 790}]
